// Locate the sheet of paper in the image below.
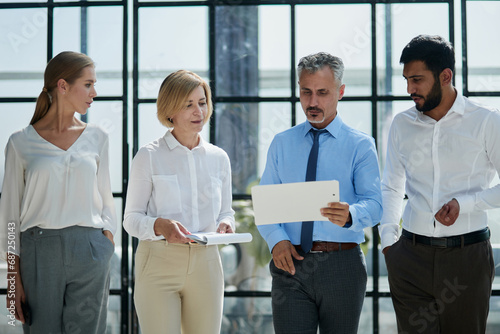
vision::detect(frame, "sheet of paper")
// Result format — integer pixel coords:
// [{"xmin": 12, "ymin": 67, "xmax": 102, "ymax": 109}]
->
[{"xmin": 251, "ymin": 180, "xmax": 340, "ymax": 226}]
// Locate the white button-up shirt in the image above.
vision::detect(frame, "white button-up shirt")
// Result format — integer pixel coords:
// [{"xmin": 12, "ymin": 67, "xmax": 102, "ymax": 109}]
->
[
  {"xmin": 379, "ymin": 93, "xmax": 500, "ymax": 249},
  {"xmin": 123, "ymin": 130, "xmax": 235, "ymax": 241}
]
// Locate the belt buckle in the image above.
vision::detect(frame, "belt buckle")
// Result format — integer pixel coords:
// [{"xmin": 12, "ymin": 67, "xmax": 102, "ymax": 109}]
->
[
  {"xmin": 430, "ymin": 237, "xmax": 447, "ymax": 248},
  {"xmin": 309, "ymin": 250, "xmax": 324, "ymax": 254}
]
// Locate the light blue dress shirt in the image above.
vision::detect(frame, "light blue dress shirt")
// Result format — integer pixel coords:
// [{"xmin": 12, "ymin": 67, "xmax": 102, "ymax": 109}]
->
[{"xmin": 257, "ymin": 115, "xmax": 383, "ymax": 252}]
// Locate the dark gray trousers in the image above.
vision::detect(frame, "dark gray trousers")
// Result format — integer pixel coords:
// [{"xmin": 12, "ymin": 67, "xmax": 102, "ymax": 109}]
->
[
  {"xmin": 270, "ymin": 246, "xmax": 367, "ymax": 334},
  {"xmin": 385, "ymin": 237, "xmax": 494, "ymax": 334},
  {"xmin": 20, "ymin": 226, "xmax": 114, "ymax": 334}
]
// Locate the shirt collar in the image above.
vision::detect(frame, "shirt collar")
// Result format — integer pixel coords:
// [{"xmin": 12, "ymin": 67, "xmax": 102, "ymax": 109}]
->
[
  {"xmin": 415, "ymin": 89, "xmax": 465, "ymax": 122},
  {"xmin": 303, "ymin": 113, "xmax": 343, "ymax": 139},
  {"xmin": 163, "ymin": 130, "xmax": 206, "ymax": 151},
  {"xmin": 448, "ymin": 89, "xmax": 465, "ymax": 116}
]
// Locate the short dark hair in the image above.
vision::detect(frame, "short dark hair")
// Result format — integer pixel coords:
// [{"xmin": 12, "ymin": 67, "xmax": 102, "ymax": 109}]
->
[{"xmin": 400, "ymin": 35, "xmax": 455, "ymax": 77}]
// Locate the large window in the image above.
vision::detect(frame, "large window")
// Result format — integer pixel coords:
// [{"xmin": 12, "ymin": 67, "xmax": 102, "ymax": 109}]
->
[{"xmin": 1, "ymin": 1, "xmax": 499, "ymax": 333}]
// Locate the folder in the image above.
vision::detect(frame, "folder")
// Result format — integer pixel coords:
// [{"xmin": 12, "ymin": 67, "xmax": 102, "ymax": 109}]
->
[{"xmin": 251, "ymin": 180, "xmax": 340, "ymax": 226}]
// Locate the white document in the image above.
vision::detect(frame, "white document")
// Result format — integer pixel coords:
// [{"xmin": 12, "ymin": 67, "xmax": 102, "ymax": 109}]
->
[
  {"xmin": 189, "ymin": 232, "xmax": 253, "ymax": 245},
  {"xmin": 251, "ymin": 180, "xmax": 340, "ymax": 226}
]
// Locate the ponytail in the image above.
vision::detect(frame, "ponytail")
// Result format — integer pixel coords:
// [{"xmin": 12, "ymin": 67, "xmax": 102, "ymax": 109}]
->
[{"xmin": 30, "ymin": 88, "xmax": 52, "ymax": 125}]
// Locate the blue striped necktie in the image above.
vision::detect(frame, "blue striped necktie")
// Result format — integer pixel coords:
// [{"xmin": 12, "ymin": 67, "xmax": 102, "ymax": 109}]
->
[{"xmin": 300, "ymin": 129, "xmax": 327, "ymax": 253}]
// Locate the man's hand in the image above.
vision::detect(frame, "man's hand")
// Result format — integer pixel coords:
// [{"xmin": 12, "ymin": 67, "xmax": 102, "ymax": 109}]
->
[
  {"xmin": 154, "ymin": 218, "xmax": 192, "ymax": 243},
  {"xmin": 216, "ymin": 222, "xmax": 234, "ymax": 234},
  {"xmin": 382, "ymin": 246, "xmax": 391, "ymax": 255},
  {"xmin": 435, "ymin": 198, "xmax": 460, "ymax": 226},
  {"xmin": 271, "ymin": 240, "xmax": 304, "ymax": 275},
  {"xmin": 321, "ymin": 202, "xmax": 351, "ymax": 227}
]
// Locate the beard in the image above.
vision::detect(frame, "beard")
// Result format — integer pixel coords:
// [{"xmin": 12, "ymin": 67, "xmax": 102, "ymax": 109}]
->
[
  {"xmin": 306, "ymin": 107, "xmax": 325, "ymax": 124},
  {"xmin": 413, "ymin": 78, "xmax": 442, "ymax": 112}
]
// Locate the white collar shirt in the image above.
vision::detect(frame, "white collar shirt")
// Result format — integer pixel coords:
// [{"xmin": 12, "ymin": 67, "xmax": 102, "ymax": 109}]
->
[
  {"xmin": 379, "ymin": 92, "xmax": 500, "ymax": 249},
  {"xmin": 123, "ymin": 130, "xmax": 235, "ymax": 241}
]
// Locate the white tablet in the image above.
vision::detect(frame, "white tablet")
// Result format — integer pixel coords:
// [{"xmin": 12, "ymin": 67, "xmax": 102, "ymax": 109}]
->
[{"xmin": 251, "ymin": 180, "xmax": 340, "ymax": 226}]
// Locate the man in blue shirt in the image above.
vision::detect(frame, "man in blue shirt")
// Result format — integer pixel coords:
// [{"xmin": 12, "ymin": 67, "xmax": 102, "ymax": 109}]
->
[{"xmin": 257, "ymin": 52, "xmax": 383, "ymax": 334}]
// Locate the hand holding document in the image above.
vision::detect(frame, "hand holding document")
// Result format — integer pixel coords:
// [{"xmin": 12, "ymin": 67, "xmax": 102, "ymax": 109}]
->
[
  {"xmin": 251, "ymin": 180, "xmax": 340, "ymax": 225},
  {"xmin": 189, "ymin": 232, "xmax": 253, "ymax": 245}
]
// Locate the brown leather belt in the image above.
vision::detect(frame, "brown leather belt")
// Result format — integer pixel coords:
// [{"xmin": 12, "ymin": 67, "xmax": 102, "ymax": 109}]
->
[{"xmin": 295, "ymin": 241, "xmax": 358, "ymax": 253}]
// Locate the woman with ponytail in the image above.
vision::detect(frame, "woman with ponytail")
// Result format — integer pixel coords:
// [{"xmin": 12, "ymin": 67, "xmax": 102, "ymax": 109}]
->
[{"xmin": 0, "ymin": 51, "xmax": 116, "ymax": 333}]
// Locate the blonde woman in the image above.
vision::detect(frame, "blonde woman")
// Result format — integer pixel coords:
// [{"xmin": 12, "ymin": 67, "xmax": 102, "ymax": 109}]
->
[
  {"xmin": 124, "ymin": 70, "xmax": 235, "ymax": 334},
  {"xmin": 0, "ymin": 51, "xmax": 116, "ymax": 333}
]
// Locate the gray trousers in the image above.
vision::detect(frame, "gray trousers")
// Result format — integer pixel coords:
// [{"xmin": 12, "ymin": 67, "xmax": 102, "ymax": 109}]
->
[
  {"xmin": 385, "ymin": 237, "xmax": 494, "ymax": 334},
  {"xmin": 270, "ymin": 246, "xmax": 367, "ymax": 334},
  {"xmin": 20, "ymin": 226, "xmax": 114, "ymax": 334}
]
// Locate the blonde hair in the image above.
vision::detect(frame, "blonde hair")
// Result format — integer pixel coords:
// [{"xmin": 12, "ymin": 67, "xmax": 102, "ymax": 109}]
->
[
  {"xmin": 157, "ymin": 70, "xmax": 213, "ymax": 128},
  {"xmin": 31, "ymin": 51, "xmax": 95, "ymax": 125}
]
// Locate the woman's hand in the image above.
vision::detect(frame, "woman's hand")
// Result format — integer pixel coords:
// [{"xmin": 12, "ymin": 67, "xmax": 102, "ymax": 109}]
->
[
  {"xmin": 6, "ymin": 255, "xmax": 26, "ymax": 323},
  {"xmin": 216, "ymin": 222, "xmax": 234, "ymax": 234},
  {"xmin": 154, "ymin": 218, "xmax": 192, "ymax": 243},
  {"xmin": 102, "ymin": 230, "xmax": 115, "ymax": 246}
]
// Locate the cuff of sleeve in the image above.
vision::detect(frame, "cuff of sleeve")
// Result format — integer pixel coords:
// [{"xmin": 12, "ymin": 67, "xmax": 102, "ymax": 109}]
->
[
  {"xmin": 343, "ymin": 209, "xmax": 355, "ymax": 229},
  {"xmin": 147, "ymin": 217, "xmax": 160, "ymax": 240},
  {"xmin": 453, "ymin": 195, "xmax": 475, "ymax": 214},
  {"xmin": 379, "ymin": 224, "xmax": 400, "ymax": 250},
  {"xmin": 217, "ymin": 218, "xmax": 236, "ymax": 231},
  {"xmin": 266, "ymin": 228, "xmax": 291, "ymax": 253}
]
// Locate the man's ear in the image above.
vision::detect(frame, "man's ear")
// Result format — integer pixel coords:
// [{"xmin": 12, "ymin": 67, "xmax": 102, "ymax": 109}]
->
[
  {"xmin": 440, "ymin": 68, "xmax": 453, "ymax": 87},
  {"xmin": 338, "ymin": 84, "xmax": 346, "ymax": 100}
]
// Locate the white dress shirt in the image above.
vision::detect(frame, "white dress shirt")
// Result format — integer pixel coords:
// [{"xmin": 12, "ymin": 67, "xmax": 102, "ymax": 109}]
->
[
  {"xmin": 379, "ymin": 93, "xmax": 500, "ymax": 249},
  {"xmin": 0, "ymin": 124, "xmax": 117, "ymax": 260},
  {"xmin": 123, "ymin": 130, "xmax": 235, "ymax": 241}
]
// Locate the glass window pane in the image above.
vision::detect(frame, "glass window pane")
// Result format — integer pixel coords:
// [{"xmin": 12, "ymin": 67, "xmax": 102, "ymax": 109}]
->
[
  {"xmin": 359, "ymin": 297, "xmax": 373, "ymax": 333},
  {"xmin": 296, "ymin": 4, "xmax": 372, "ymax": 96},
  {"xmin": 86, "ymin": 101, "xmax": 124, "ymax": 193},
  {"xmin": 109, "ymin": 198, "xmax": 123, "ymax": 290},
  {"xmin": 223, "ymin": 296, "xmax": 273, "ymax": 334},
  {"xmin": 379, "ymin": 297, "xmax": 398, "ymax": 333},
  {"xmin": 54, "ymin": 7, "xmax": 124, "ymax": 96},
  {"xmin": 212, "ymin": 5, "xmax": 311, "ymax": 98},
  {"xmin": 0, "ymin": 8, "xmax": 47, "ymax": 98},
  {"xmin": 216, "ymin": 102, "xmax": 291, "ymax": 194},
  {"xmin": 0, "ymin": 103, "xmax": 35, "ymax": 190},
  {"xmin": 138, "ymin": 7, "xmax": 208, "ymax": 99},
  {"xmin": 376, "ymin": 3, "xmax": 450, "ymax": 96},
  {"xmin": 107, "ymin": 295, "xmax": 122, "ymax": 333},
  {"xmin": 53, "ymin": 7, "xmax": 81, "ymax": 54},
  {"xmin": 466, "ymin": 1, "xmax": 500, "ymax": 93},
  {"xmin": 215, "ymin": 6, "xmax": 259, "ymax": 97},
  {"xmin": 377, "ymin": 100, "xmax": 414, "ymax": 170},
  {"xmin": 88, "ymin": 7, "xmax": 124, "ymax": 96},
  {"xmin": 258, "ymin": 6, "xmax": 291, "ymax": 97}
]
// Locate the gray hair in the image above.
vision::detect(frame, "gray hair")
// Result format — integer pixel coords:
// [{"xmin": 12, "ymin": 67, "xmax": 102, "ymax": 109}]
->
[{"xmin": 297, "ymin": 52, "xmax": 344, "ymax": 85}]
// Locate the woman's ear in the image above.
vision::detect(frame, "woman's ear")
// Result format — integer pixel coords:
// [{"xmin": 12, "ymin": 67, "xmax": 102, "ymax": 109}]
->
[{"xmin": 57, "ymin": 78, "xmax": 68, "ymax": 95}]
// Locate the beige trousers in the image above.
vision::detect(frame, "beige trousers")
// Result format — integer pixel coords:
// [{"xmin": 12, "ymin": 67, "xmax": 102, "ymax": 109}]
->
[{"xmin": 134, "ymin": 240, "xmax": 224, "ymax": 334}]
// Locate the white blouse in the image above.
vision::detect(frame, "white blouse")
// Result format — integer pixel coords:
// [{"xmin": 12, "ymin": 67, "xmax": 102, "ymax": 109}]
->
[
  {"xmin": 0, "ymin": 124, "xmax": 117, "ymax": 260},
  {"xmin": 123, "ymin": 130, "xmax": 235, "ymax": 241}
]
